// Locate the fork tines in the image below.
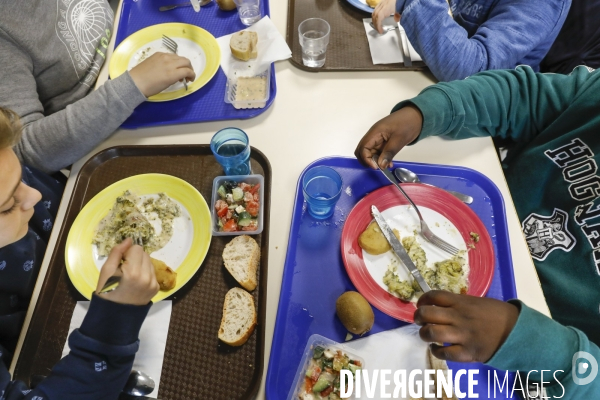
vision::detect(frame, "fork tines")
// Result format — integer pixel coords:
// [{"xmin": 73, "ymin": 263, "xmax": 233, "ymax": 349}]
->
[{"xmin": 161, "ymin": 35, "xmax": 188, "ymax": 90}]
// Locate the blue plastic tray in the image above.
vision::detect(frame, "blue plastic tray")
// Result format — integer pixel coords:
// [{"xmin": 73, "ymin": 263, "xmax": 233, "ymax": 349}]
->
[
  {"xmin": 266, "ymin": 156, "xmax": 519, "ymax": 399},
  {"xmin": 114, "ymin": 0, "xmax": 275, "ymax": 129}
]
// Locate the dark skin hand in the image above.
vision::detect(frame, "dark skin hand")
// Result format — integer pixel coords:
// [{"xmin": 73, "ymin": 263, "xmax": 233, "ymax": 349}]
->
[
  {"xmin": 414, "ymin": 290, "xmax": 519, "ymax": 363},
  {"xmin": 354, "ymin": 104, "xmax": 424, "ymax": 170}
]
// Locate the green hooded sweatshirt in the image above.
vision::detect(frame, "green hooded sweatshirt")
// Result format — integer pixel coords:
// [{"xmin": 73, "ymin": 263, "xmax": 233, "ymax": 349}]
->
[{"xmin": 396, "ymin": 65, "xmax": 600, "ymax": 398}]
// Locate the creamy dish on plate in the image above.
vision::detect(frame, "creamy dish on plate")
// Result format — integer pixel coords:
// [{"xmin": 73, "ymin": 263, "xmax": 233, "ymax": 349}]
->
[
  {"xmin": 382, "ymin": 234, "xmax": 469, "ymax": 301},
  {"xmin": 93, "ymin": 190, "xmax": 181, "ymax": 256}
]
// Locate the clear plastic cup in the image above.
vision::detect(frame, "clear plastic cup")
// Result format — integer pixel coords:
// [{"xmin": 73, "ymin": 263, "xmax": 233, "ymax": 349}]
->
[
  {"xmin": 302, "ymin": 166, "xmax": 342, "ymax": 219},
  {"xmin": 233, "ymin": 0, "xmax": 261, "ymax": 26},
  {"xmin": 210, "ymin": 127, "xmax": 251, "ymax": 176},
  {"xmin": 298, "ymin": 18, "xmax": 331, "ymax": 68}
]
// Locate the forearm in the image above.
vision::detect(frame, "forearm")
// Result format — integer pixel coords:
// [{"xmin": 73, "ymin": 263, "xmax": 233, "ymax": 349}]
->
[
  {"xmin": 393, "ymin": 66, "xmax": 597, "ymax": 143},
  {"xmin": 13, "ymin": 73, "xmax": 146, "ymax": 173},
  {"xmin": 397, "ymin": 0, "xmax": 569, "ymax": 81},
  {"xmin": 487, "ymin": 301, "xmax": 599, "ymax": 398},
  {"xmin": 0, "ymin": 295, "xmax": 151, "ymax": 400}
]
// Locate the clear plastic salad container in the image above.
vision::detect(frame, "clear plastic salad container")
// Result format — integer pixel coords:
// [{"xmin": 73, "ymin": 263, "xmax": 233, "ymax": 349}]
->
[
  {"xmin": 286, "ymin": 334, "xmax": 366, "ymax": 400},
  {"xmin": 211, "ymin": 174, "xmax": 264, "ymax": 236},
  {"xmin": 224, "ymin": 64, "xmax": 271, "ymax": 110}
]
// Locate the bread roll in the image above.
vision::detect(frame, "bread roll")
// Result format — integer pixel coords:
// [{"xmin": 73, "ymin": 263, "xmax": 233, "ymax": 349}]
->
[{"xmin": 230, "ymin": 31, "xmax": 258, "ymax": 61}]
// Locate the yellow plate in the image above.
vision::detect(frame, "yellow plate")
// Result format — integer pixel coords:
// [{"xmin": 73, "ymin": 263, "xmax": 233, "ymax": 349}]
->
[
  {"xmin": 65, "ymin": 174, "xmax": 212, "ymax": 302},
  {"xmin": 109, "ymin": 23, "xmax": 221, "ymax": 102}
]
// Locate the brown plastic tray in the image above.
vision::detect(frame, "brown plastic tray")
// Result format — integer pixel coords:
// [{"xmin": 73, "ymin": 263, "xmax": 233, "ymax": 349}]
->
[
  {"xmin": 286, "ymin": 0, "xmax": 426, "ymax": 71},
  {"xmin": 13, "ymin": 145, "xmax": 271, "ymax": 400}
]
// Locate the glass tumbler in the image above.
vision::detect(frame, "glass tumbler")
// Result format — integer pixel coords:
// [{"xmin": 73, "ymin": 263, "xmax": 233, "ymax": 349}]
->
[
  {"xmin": 302, "ymin": 166, "xmax": 343, "ymax": 219},
  {"xmin": 210, "ymin": 127, "xmax": 251, "ymax": 176}
]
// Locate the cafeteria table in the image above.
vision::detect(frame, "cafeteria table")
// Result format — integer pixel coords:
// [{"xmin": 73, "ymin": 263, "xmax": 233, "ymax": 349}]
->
[{"xmin": 10, "ymin": 0, "xmax": 551, "ymax": 399}]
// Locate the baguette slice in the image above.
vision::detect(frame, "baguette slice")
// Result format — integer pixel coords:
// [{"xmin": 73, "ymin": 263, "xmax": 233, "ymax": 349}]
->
[
  {"xmin": 230, "ymin": 31, "xmax": 258, "ymax": 61},
  {"xmin": 222, "ymin": 235, "xmax": 260, "ymax": 291},
  {"xmin": 218, "ymin": 287, "xmax": 257, "ymax": 346}
]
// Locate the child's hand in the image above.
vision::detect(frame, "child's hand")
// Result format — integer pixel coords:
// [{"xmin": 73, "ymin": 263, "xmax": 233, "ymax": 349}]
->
[
  {"xmin": 95, "ymin": 238, "xmax": 159, "ymax": 306},
  {"xmin": 372, "ymin": 0, "xmax": 399, "ymax": 34},
  {"xmin": 129, "ymin": 52, "xmax": 196, "ymax": 97},
  {"xmin": 354, "ymin": 104, "xmax": 423, "ymax": 169},
  {"xmin": 414, "ymin": 290, "xmax": 519, "ymax": 363}
]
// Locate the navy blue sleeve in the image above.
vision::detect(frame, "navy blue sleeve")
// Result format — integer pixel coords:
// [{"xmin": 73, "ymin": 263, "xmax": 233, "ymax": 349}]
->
[
  {"xmin": 396, "ymin": 0, "xmax": 570, "ymax": 81},
  {"xmin": 0, "ymin": 295, "xmax": 151, "ymax": 400}
]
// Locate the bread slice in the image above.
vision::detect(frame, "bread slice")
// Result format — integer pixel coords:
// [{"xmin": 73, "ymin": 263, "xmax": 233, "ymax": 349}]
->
[
  {"xmin": 230, "ymin": 31, "xmax": 258, "ymax": 61},
  {"xmin": 218, "ymin": 287, "xmax": 257, "ymax": 346},
  {"xmin": 222, "ymin": 235, "xmax": 259, "ymax": 291},
  {"xmin": 427, "ymin": 348, "xmax": 458, "ymax": 400}
]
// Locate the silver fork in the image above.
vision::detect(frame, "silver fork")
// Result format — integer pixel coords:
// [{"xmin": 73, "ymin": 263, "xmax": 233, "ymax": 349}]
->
[
  {"xmin": 98, "ymin": 232, "xmax": 144, "ymax": 293},
  {"xmin": 161, "ymin": 34, "xmax": 188, "ymax": 90},
  {"xmin": 373, "ymin": 157, "xmax": 460, "ymax": 256}
]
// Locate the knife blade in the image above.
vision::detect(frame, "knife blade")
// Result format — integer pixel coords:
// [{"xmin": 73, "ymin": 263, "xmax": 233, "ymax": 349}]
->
[
  {"xmin": 397, "ymin": 22, "xmax": 412, "ymax": 67},
  {"xmin": 190, "ymin": 0, "xmax": 201, "ymax": 12},
  {"xmin": 371, "ymin": 205, "xmax": 431, "ymax": 293}
]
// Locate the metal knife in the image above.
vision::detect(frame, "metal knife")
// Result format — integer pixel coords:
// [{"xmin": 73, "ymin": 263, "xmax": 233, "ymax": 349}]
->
[
  {"xmin": 397, "ymin": 22, "xmax": 412, "ymax": 67},
  {"xmin": 371, "ymin": 205, "xmax": 431, "ymax": 293}
]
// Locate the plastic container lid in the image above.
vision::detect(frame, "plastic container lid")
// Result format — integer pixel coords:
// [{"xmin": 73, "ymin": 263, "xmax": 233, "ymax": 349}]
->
[{"xmin": 211, "ymin": 174, "xmax": 264, "ymax": 236}]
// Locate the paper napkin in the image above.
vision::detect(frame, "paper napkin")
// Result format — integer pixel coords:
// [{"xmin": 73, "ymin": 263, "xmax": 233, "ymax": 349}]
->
[
  {"xmin": 345, "ymin": 324, "xmax": 429, "ymax": 373},
  {"xmin": 216, "ymin": 16, "xmax": 292, "ymax": 78},
  {"xmin": 363, "ymin": 17, "xmax": 423, "ymax": 65},
  {"xmin": 62, "ymin": 301, "xmax": 172, "ymax": 398}
]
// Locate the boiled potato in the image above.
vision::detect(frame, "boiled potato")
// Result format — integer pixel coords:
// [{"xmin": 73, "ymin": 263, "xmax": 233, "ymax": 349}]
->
[
  {"xmin": 150, "ymin": 257, "xmax": 177, "ymax": 291},
  {"xmin": 358, "ymin": 221, "xmax": 400, "ymax": 255}
]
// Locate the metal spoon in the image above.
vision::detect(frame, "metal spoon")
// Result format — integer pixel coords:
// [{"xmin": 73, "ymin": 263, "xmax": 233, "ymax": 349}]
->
[
  {"xmin": 159, "ymin": 0, "xmax": 212, "ymax": 11},
  {"xmin": 123, "ymin": 370, "xmax": 155, "ymax": 397},
  {"xmin": 369, "ymin": 21, "xmax": 399, "ymax": 34},
  {"xmin": 394, "ymin": 167, "xmax": 474, "ymax": 204}
]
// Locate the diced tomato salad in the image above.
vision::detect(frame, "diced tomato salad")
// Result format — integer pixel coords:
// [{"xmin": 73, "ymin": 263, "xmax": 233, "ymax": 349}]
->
[{"xmin": 214, "ymin": 180, "xmax": 260, "ymax": 232}]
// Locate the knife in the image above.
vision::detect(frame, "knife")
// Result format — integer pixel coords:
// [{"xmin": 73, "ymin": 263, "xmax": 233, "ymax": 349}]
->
[
  {"xmin": 397, "ymin": 22, "xmax": 412, "ymax": 67},
  {"xmin": 190, "ymin": 0, "xmax": 201, "ymax": 12},
  {"xmin": 371, "ymin": 205, "xmax": 431, "ymax": 293}
]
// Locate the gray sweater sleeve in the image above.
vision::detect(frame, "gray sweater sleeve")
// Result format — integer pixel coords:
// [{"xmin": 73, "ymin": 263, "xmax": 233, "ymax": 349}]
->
[{"xmin": 0, "ymin": 33, "xmax": 147, "ymax": 174}]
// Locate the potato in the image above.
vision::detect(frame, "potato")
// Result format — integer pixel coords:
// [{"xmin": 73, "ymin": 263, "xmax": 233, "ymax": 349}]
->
[
  {"xmin": 358, "ymin": 221, "xmax": 400, "ymax": 255},
  {"xmin": 216, "ymin": 0, "xmax": 236, "ymax": 11},
  {"xmin": 150, "ymin": 257, "xmax": 177, "ymax": 291},
  {"xmin": 336, "ymin": 291, "xmax": 374, "ymax": 335}
]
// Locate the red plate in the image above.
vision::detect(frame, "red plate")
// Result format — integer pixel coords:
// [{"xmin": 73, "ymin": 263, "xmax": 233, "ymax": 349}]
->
[{"xmin": 341, "ymin": 184, "xmax": 494, "ymax": 322}]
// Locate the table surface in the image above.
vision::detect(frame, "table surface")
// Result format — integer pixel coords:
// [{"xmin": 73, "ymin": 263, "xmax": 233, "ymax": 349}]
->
[{"xmin": 10, "ymin": 0, "xmax": 551, "ymax": 398}]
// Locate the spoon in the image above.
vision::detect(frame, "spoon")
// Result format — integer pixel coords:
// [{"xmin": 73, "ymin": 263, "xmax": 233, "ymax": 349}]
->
[
  {"xmin": 123, "ymin": 370, "xmax": 155, "ymax": 396},
  {"xmin": 369, "ymin": 21, "xmax": 399, "ymax": 34},
  {"xmin": 159, "ymin": 0, "xmax": 212, "ymax": 11},
  {"xmin": 394, "ymin": 167, "xmax": 474, "ymax": 204}
]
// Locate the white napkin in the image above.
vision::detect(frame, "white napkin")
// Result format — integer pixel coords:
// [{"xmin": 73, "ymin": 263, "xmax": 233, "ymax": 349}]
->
[
  {"xmin": 62, "ymin": 301, "xmax": 173, "ymax": 398},
  {"xmin": 363, "ymin": 17, "xmax": 423, "ymax": 64},
  {"xmin": 343, "ymin": 325, "xmax": 429, "ymax": 398},
  {"xmin": 216, "ymin": 16, "xmax": 292, "ymax": 78}
]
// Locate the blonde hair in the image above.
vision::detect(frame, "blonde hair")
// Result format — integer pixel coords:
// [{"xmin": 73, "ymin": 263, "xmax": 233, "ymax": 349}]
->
[{"xmin": 0, "ymin": 107, "xmax": 22, "ymax": 150}]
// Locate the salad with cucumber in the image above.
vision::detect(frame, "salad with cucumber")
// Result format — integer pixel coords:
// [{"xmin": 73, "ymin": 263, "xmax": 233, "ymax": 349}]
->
[
  {"xmin": 214, "ymin": 180, "xmax": 260, "ymax": 232},
  {"xmin": 299, "ymin": 346, "xmax": 362, "ymax": 400}
]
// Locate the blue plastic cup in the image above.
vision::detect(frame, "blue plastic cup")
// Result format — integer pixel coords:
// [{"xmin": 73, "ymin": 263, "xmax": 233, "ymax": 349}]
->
[
  {"xmin": 210, "ymin": 127, "xmax": 251, "ymax": 175},
  {"xmin": 302, "ymin": 166, "xmax": 343, "ymax": 219}
]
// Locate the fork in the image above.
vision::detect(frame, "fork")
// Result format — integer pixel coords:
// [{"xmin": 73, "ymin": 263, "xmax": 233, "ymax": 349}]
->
[
  {"xmin": 373, "ymin": 157, "xmax": 460, "ymax": 255},
  {"xmin": 98, "ymin": 232, "xmax": 144, "ymax": 293},
  {"xmin": 161, "ymin": 34, "xmax": 188, "ymax": 90}
]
